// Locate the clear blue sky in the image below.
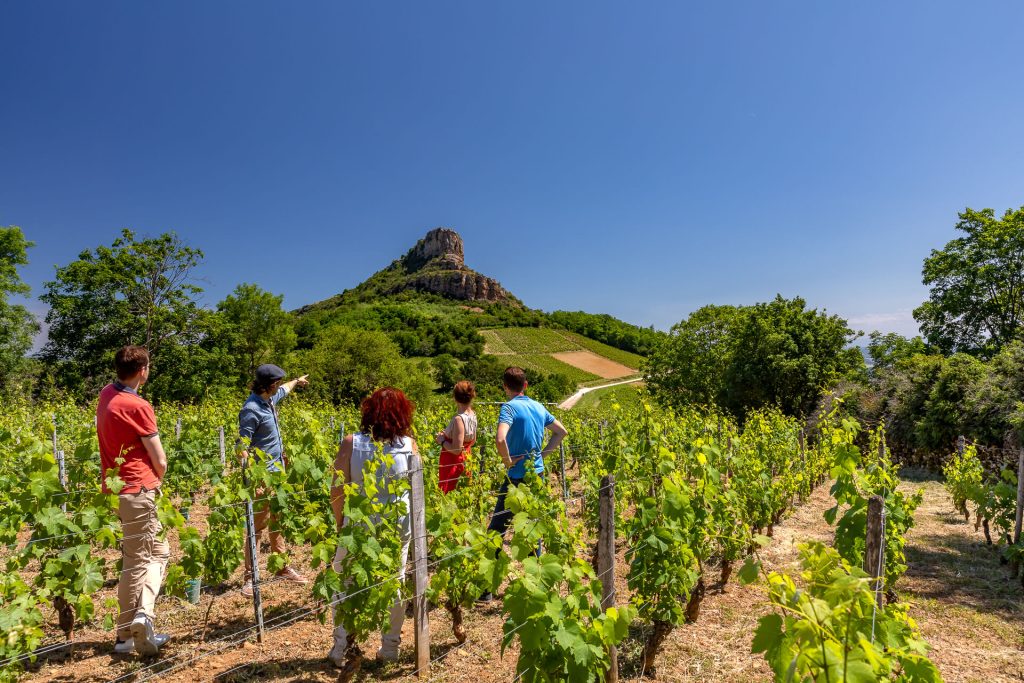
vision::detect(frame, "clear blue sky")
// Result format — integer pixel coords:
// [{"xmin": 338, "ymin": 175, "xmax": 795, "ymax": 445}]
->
[{"xmin": 3, "ymin": 2, "xmax": 1023, "ymax": 343}]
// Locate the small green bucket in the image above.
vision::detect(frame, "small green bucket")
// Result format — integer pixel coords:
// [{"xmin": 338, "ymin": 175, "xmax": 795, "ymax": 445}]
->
[{"xmin": 185, "ymin": 578, "xmax": 201, "ymax": 604}]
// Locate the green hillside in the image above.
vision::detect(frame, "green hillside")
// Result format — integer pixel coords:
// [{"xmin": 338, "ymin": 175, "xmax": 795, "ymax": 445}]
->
[
  {"xmin": 292, "ymin": 228, "xmax": 653, "ymax": 402},
  {"xmin": 480, "ymin": 327, "xmax": 644, "ymax": 369}
]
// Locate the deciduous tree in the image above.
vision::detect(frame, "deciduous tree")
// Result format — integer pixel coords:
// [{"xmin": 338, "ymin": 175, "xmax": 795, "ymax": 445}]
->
[
  {"xmin": 647, "ymin": 296, "xmax": 862, "ymax": 420},
  {"xmin": 913, "ymin": 206, "xmax": 1024, "ymax": 356},
  {"xmin": 0, "ymin": 227, "xmax": 39, "ymax": 391},
  {"xmin": 40, "ymin": 229, "xmax": 205, "ymax": 398},
  {"xmin": 301, "ymin": 325, "xmax": 432, "ymax": 407},
  {"xmin": 216, "ymin": 283, "xmax": 297, "ymax": 386}
]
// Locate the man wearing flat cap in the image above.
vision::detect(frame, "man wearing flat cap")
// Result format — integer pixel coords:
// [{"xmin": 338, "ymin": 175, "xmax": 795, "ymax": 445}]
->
[{"xmin": 237, "ymin": 363, "xmax": 310, "ymax": 597}]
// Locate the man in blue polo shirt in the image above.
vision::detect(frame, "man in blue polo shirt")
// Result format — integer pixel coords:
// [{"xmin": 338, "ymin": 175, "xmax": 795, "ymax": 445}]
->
[{"xmin": 479, "ymin": 367, "xmax": 567, "ymax": 602}]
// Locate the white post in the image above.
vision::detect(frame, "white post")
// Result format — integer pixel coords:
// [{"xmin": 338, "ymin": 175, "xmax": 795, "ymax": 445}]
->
[
  {"xmin": 57, "ymin": 449, "xmax": 67, "ymax": 513},
  {"xmin": 218, "ymin": 426, "xmax": 226, "ymax": 467},
  {"xmin": 559, "ymin": 443, "xmax": 568, "ymax": 502},
  {"xmin": 1013, "ymin": 448, "xmax": 1023, "ymax": 547}
]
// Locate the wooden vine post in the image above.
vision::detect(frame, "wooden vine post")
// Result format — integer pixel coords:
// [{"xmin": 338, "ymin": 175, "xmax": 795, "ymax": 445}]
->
[
  {"xmin": 241, "ymin": 460, "xmax": 266, "ymax": 643},
  {"xmin": 1012, "ymin": 448, "xmax": 1024, "ymax": 575},
  {"xmin": 408, "ymin": 451, "xmax": 430, "ymax": 678},
  {"xmin": 598, "ymin": 474, "xmax": 618, "ymax": 682},
  {"xmin": 864, "ymin": 495, "xmax": 884, "ymax": 608}
]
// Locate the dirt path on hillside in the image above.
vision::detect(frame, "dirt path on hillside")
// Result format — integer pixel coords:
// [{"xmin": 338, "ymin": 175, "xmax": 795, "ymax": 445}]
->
[
  {"xmin": 558, "ymin": 377, "xmax": 644, "ymax": 410},
  {"xmin": 19, "ymin": 475, "xmax": 1023, "ymax": 682}
]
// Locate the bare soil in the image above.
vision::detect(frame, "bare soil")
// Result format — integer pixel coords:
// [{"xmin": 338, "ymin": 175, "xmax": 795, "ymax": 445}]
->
[
  {"xmin": 18, "ymin": 473, "xmax": 1023, "ymax": 682},
  {"xmin": 549, "ymin": 351, "xmax": 636, "ymax": 379}
]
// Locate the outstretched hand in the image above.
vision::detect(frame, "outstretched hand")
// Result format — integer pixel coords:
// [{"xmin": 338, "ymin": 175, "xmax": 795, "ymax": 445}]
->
[{"xmin": 295, "ymin": 374, "xmax": 309, "ymax": 388}]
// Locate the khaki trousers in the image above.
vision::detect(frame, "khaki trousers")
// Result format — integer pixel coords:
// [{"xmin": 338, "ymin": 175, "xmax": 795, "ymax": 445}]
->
[
  {"xmin": 116, "ymin": 489, "xmax": 170, "ymax": 639},
  {"xmin": 243, "ymin": 495, "xmax": 286, "ymax": 578}
]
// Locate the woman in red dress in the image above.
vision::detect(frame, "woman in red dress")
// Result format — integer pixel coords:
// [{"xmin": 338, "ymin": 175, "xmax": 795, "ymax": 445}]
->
[{"xmin": 434, "ymin": 381, "xmax": 477, "ymax": 493}]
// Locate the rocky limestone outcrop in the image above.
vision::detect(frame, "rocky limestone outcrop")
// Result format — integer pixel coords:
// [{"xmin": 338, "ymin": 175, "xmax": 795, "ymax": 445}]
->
[
  {"xmin": 391, "ymin": 227, "xmax": 512, "ymax": 303},
  {"xmin": 395, "ymin": 270, "xmax": 508, "ymax": 303},
  {"xmin": 401, "ymin": 227, "xmax": 465, "ymax": 272}
]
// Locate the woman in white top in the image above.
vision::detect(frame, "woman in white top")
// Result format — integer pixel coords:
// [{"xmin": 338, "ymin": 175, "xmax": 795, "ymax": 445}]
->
[
  {"xmin": 434, "ymin": 380, "xmax": 478, "ymax": 493},
  {"xmin": 328, "ymin": 387, "xmax": 418, "ymax": 667}
]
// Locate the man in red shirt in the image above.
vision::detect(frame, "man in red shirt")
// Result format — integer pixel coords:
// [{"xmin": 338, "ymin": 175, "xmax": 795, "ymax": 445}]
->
[{"xmin": 97, "ymin": 346, "xmax": 171, "ymax": 657}]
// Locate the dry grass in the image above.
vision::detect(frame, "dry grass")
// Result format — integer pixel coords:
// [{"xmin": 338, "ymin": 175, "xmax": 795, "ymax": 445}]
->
[{"xmin": 896, "ymin": 470, "xmax": 1024, "ymax": 683}]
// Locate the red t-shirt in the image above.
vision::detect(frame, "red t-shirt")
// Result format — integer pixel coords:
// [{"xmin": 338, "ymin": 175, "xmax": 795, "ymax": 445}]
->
[{"xmin": 97, "ymin": 383, "xmax": 160, "ymax": 494}]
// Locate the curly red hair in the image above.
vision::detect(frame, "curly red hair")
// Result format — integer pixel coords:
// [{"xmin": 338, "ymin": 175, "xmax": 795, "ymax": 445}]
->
[{"xmin": 360, "ymin": 387, "xmax": 414, "ymax": 443}]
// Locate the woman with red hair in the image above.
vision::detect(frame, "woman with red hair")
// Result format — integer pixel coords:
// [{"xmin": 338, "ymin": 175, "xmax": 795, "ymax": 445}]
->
[{"xmin": 327, "ymin": 387, "xmax": 418, "ymax": 667}]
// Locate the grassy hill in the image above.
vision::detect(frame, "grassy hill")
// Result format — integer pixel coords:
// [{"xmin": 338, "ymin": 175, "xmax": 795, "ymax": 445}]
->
[
  {"xmin": 292, "ymin": 228, "xmax": 655, "ymax": 402},
  {"xmin": 479, "ymin": 327, "xmax": 644, "ymax": 387},
  {"xmin": 574, "ymin": 382, "xmax": 645, "ymax": 411}
]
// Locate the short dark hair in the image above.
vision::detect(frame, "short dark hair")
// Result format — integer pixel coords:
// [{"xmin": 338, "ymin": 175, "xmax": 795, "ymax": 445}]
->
[
  {"xmin": 502, "ymin": 367, "xmax": 527, "ymax": 393},
  {"xmin": 453, "ymin": 380, "xmax": 476, "ymax": 404},
  {"xmin": 115, "ymin": 346, "xmax": 149, "ymax": 381}
]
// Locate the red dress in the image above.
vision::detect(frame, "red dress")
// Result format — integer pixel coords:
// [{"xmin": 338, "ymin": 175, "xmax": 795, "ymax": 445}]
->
[{"xmin": 439, "ymin": 415, "xmax": 474, "ymax": 494}]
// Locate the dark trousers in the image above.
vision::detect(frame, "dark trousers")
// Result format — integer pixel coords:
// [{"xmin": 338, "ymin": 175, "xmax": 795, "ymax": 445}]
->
[{"xmin": 487, "ymin": 476, "xmax": 542, "ymax": 557}]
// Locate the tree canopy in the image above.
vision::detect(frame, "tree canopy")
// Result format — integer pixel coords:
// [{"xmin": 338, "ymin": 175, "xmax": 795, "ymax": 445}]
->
[
  {"xmin": 39, "ymin": 229, "xmax": 206, "ymax": 398},
  {"xmin": 646, "ymin": 295, "xmax": 863, "ymax": 420},
  {"xmin": 913, "ymin": 206, "xmax": 1024, "ymax": 357},
  {"xmin": 216, "ymin": 283, "xmax": 297, "ymax": 387},
  {"xmin": 300, "ymin": 325, "xmax": 433, "ymax": 407},
  {"xmin": 865, "ymin": 331, "xmax": 928, "ymax": 376},
  {"xmin": 0, "ymin": 227, "xmax": 39, "ymax": 391}
]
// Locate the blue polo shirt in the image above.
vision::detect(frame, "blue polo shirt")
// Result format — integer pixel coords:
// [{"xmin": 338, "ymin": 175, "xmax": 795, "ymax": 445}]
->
[
  {"xmin": 499, "ymin": 395, "xmax": 555, "ymax": 479},
  {"xmin": 238, "ymin": 386, "xmax": 290, "ymax": 472}
]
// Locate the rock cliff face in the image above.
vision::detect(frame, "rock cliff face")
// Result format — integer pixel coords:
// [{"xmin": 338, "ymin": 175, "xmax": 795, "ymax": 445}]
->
[
  {"xmin": 295, "ymin": 226, "xmax": 518, "ymax": 313},
  {"xmin": 401, "ymin": 228, "xmax": 465, "ymax": 271},
  {"xmin": 400, "ymin": 270, "xmax": 508, "ymax": 302},
  {"xmin": 390, "ymin": 227, "xmax": 511, "ymax": 303}
]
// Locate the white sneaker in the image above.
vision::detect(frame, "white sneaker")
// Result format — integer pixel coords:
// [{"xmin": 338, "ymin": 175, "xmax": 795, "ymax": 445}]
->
[
  {"xmin": 328, "ymin": 638, "xmax": 347, "ymax": 667},
  {"xmin": 113, "ymin": 638, "xmax": 134, "ymax": 654},
  {"xmin": 376, "ymin": 644, "xmax": 400, "ymax": 662},
  {"xmin": 130, "ymin": 614, "xmax": 167, "ymax": 656}
]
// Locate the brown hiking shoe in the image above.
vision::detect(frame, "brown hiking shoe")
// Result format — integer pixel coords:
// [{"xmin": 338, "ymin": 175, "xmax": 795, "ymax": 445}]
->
[{"xmin": 276, "ymin": 566, "xmax": 308, "ymax": 584}]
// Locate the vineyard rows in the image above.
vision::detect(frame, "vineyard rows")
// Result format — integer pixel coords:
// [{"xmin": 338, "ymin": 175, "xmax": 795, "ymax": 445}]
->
[
  {"xmin": 0, "ymin": 398, "xmax": 949, "ymax": 682},
  {"xmin": 942, "ymin": 440, "xmax": 1024, "ymax": 578}
]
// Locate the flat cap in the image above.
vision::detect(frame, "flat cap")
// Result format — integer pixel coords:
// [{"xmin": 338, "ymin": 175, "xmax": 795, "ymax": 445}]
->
[{"xmin": 255, "ymin": 364, "xmax": 287, "ymax": 385}]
